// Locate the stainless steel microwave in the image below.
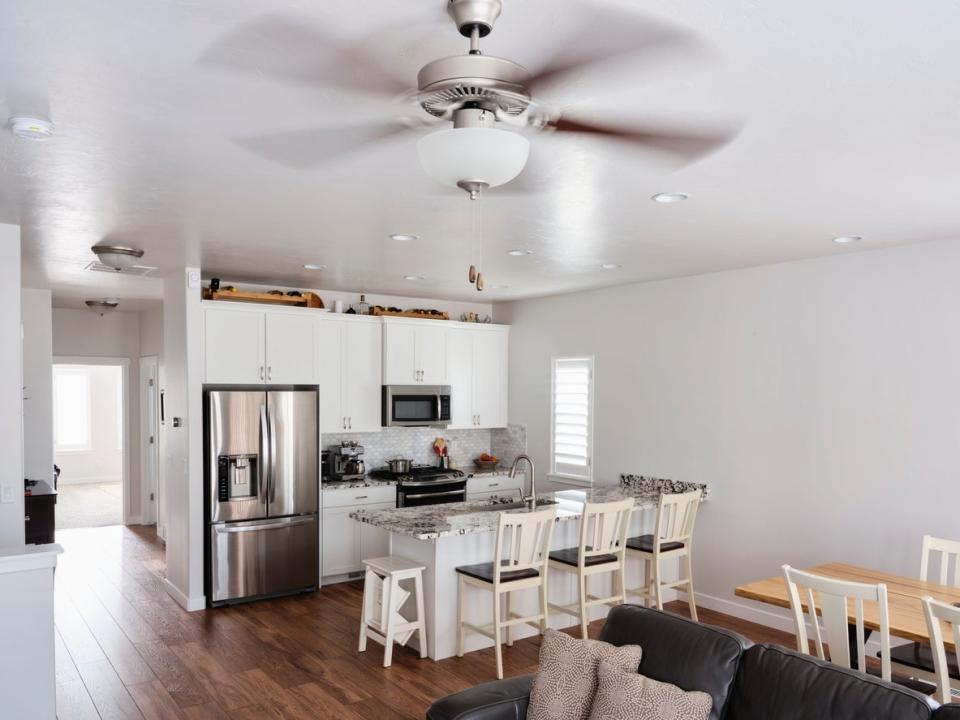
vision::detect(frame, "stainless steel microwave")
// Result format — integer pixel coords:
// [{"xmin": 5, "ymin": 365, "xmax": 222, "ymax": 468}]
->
[{"xmin": 382, "ymin": 385, "xmax": 451, "ymax": 428}]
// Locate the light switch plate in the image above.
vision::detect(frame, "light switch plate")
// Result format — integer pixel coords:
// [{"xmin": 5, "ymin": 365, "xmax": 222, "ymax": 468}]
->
[
  {"xmin": 0, "ymin": 485, "xmax": 14, "ymax": 504},
  {"xmin": 187, "ymin": 270, "xmax": 201, "ymax": 289}
]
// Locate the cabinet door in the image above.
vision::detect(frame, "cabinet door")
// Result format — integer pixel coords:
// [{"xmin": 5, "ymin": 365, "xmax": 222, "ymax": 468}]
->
[
  {"xmin": 383, "ymin": 323, "xmax": 418, "ymax": 384},
  {"xmin": 316, "ymin": 320, "xmax": 344, "ymax": 433},
  {"xmin": 358, "ymin": 502, "xmax": 393, "ymax": 563},
  {"xmin": 416, "ymin": 325, "xmax": 448, "ymax": 384},
  {"xmin": 446, "ymin": 329, "xmax": 475, "ymax": 428},
  {"xmin": 474, "ymin": 330, "xmax": 507, "ymax": 427},
  {"xmin": 265, "ymin": 313, "xmax": 316, "ymax": 384},
  {"xmin": 322, "ymin": 506, "xmax": 361, "ymax": 576},
  {"xmin": 204, "ymin": 309, "xmax": 265, "ymax": 384},
  {"xmin": 344, "ymin": 322, "xmax": 382, "ymax": 431}
]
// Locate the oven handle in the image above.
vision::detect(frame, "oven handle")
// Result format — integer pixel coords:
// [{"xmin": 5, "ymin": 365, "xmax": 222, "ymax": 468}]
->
[
  {"xmin": 399, "ymin": 477, "xmax": 464, "ymax": 487},
  {"xmin": 403, "ymin": 489, "xmax": 466, "ymax": 501}
]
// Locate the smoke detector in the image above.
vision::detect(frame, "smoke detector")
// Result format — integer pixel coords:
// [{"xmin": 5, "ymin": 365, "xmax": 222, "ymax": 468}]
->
[
  {"xmin": 8, "ymin": 116, "xmax": 55, "ymax": 140},
  {"xmin": 90, "ymin": 244, "xmax": 145, "ymax": 271},
  {"xmin": 85, "ymin": 298, "xmax": 119, "ymax": 316}
]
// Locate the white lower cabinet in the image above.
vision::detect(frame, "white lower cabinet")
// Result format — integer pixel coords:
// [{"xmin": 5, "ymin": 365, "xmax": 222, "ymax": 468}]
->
[
  {"xmin": 322, "ymin": 485, "xmax": 395, "ymax": 581},
  {"xmin": 466, "ymin": 473, "xmax": 523, "ymax": 501}
]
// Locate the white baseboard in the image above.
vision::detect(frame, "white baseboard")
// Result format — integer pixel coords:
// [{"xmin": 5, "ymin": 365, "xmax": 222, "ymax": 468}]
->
[
  {"xmin": 694, "ymin": 590, "xmax": 796, "ymax": 634},
  {"xmin": 164, "ymin": 578, "xmax": 205, "ymax": 612},
  {"xmin": 58, "ymin": 475, "xmax": 123, "ymax": 486}
]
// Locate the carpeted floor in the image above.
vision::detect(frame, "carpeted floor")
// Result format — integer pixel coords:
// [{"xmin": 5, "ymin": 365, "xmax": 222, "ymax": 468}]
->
[{"xmin": 56, "ymin": 481, "xmax": 123, "ymax": 529}]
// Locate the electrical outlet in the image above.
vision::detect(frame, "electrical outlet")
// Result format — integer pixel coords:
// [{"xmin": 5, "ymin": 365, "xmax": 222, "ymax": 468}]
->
[{"xmin": 0, "ymin": 485, "xmax": 14, "ymax": 504}]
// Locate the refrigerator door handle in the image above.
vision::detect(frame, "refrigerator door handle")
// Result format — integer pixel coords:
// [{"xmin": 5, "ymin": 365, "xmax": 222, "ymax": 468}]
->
[
  {"xmin": 259, "ymin": 404, "xmax": 271, "ymax": 505},
  {"xmin": 268, "ymin": 404, "xmax": 278, "ymax": 504},
  {"xmin": 217, "ymin": 517, "xmax": 315, "ymax": 533}
]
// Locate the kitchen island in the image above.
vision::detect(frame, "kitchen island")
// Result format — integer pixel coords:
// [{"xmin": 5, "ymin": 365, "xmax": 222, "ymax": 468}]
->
[{"xmin": 350, "ymin": 476, "xmax": 707, "ymax": 660}]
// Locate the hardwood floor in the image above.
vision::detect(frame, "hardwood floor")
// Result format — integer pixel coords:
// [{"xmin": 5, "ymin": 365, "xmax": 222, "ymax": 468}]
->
[{"xmin": 54, "ymin": 525, "xmax": 794, "ymax": 719}]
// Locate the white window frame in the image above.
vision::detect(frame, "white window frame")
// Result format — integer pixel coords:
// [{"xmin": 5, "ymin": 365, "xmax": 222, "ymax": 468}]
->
[
  {"xmin": 549, "ymin": 355, "xmax": 594, "ymax": 486},
  {"xmin": 53, "ymin": 365, "xmax": 93, "ymax": 453}
]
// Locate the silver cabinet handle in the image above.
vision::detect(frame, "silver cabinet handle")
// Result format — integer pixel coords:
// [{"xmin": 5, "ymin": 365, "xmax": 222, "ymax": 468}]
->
[
  {"xmin": 355, "ymin": 495, "xmax": 368, "ymax": 500},
  {"xmin": 259, "ymin": 366, "xmax": 265, "ymax": 381},
  {"xmin": 342, "ymin": 417, "xmax": 347, "ymax": 430},
  {"xmin": 267, "ymin": 366, "xmax": 272, "ymax": 381},
  {"xmin": 489, "ymin": 483, "xmax": 499, "ymax": 487},
  {"xmin": 348, "ymin": 417, "xmax": 352, "ymax": 429}
]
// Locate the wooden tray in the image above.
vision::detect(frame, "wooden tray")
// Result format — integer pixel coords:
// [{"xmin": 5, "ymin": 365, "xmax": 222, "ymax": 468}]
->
[
  {"xmin": 202, "ymin": 289, "xmax": 324, "ymax": 308},
  {"xmin": 371, "ymin": 308, "xmax": 449, "ymax": 321}
]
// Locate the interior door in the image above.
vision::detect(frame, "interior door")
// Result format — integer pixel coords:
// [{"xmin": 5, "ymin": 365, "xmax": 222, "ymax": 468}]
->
[
  {"xmin": 266, "ymin": 390, "xmax": 318, "ymax": 518},
  {"xmin": 316, "ymin": 319, "xmax": 344, "ymax": 432},
  {"xmin": 204, "ymin": 308, "xmax": 265, "ymax": 384},
  {"xmin": 265, "ymin": 313, "xmax": 316, "ymax": 384},
  {"xmin": 383, "ymin": 323, "xmax": 418, "ymax": 384},
  {"xmin": 416, "ymin": 325, "xmax": 448, "ymax": 384},
  {"xmin": 344, "ymin": 321, "xmax": 382, "ymax": 431},
  {"xmin": 445, "ymin": 329, "xmax": 475, "ymax": 428}
]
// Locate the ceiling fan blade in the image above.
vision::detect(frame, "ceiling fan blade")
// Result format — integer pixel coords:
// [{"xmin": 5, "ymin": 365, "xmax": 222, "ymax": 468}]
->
[
  {"xmin": 547, "ymin": 117, "xmax": 738, "ymax": 163},
  {"xmin": 232, "ymin": 121, "xmax": 418, "ymax": 170},
  {"xmin": 198, "ymin": 13, "xmax": 411, "ymax": 97},
  {"xmin": 527, "ymin": 4, "xmax": 706, "ymax": 93}
]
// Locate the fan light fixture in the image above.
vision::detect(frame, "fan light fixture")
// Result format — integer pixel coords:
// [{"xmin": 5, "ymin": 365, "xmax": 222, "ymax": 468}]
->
[
  {"xmin": 85, "ymin": 298, "xmax": 119, "ymax": 316},
  {"xmin": 91, "ymin": 244, "xmax": 145, "ymax": 271}
]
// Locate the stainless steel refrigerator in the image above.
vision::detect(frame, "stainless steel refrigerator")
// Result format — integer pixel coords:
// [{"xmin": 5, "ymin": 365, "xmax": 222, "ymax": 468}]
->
[{"xmin": 204, "ymin": 388, "xmax": 319, "ymax": 606}]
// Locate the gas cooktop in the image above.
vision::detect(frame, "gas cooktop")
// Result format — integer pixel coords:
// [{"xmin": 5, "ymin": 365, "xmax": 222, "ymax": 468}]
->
[{"xmin": 369, "ymin": 465, "xmax": 465, "ymax": 486}]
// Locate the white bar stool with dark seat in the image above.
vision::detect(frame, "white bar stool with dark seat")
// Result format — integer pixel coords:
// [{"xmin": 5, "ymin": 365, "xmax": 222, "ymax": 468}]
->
[
  {"xmin": 625, "ymin": 489, "xmax": 702, "ymax": 620},
  {"xmin": 358, "ymin": 555, "xmax": 427, "ymax": 667},
  {"xmin": 455, "ymin": 507, "xmax": 556, "ymax": 679},
  {"xmin": 547, "ymin": 498, "xmax": 634, "ymax": 638}
]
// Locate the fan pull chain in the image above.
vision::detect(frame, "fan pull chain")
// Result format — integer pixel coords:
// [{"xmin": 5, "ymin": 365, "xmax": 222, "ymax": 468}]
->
[{"xmin": 475, "ymin": 194, "xmax": 484, "ymax": 291}]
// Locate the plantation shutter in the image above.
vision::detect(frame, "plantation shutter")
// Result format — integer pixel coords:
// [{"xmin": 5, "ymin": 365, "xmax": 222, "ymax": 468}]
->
[{"xmin": 552, "ymin": 357, "xmax": 593, "ymax": 480}]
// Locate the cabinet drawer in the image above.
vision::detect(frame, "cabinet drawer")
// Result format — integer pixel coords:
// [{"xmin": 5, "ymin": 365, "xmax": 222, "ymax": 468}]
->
[
  {"xmin": 467, "ymin": 474, "xmax": 523, "ymax": 495},
  {"xmin": 323, "ymin": 485, "xmax": 396, "ymax": 508}
]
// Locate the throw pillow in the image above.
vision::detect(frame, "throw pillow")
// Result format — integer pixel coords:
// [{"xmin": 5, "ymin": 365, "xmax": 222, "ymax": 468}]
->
[
  {"xmin": 587, "ymin": 660, "xmax": 712, "ymax": 720},
  {"xmin": 527, "ymin": 629, "xmax": 642, "ymax": 720}
]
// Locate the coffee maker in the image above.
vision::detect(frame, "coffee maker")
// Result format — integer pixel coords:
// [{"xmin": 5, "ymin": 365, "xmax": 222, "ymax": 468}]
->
[{"xmin": 331, "ymin": 441, "xmax": 366, "ymax": 481}]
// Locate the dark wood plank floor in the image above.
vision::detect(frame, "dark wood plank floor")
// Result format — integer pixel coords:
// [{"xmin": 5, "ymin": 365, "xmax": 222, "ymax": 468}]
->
[{"xmin": 54, "ymin": 525, "xmax": 794, "ymax": 719}]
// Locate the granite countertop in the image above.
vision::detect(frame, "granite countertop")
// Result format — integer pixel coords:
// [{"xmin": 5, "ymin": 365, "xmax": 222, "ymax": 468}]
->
[
  {"xmin": 321, "ymin": 478, "xmax": 397, "ymax": 490},
  {"xmin": 350, "ymin": 477, "xmax": 707, "ymax": 540}
]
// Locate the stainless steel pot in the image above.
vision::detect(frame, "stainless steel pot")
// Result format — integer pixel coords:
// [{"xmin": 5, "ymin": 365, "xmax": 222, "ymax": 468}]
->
[{"xmin": 386, "ymin": 458, "xmax": 412, "ymax": 474}]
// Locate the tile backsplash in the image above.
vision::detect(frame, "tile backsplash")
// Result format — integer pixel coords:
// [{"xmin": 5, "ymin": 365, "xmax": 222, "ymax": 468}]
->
[{"xmin": 324, "ymin": 424, "xmax": 526, "ymax": 473}]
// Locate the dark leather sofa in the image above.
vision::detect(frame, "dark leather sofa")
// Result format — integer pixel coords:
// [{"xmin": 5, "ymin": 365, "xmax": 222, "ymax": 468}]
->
[{"xmin": 427, "ymin": 605, "xmax": 959, "ymax": 720}]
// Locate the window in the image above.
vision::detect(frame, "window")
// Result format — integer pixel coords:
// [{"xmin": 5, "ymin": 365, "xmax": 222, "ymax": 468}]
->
[
  {"xmin": 551, "ymin": 356, "xmax": 594, "ymax": 483},
  {"xmin": 53, "ymin": 366, "xmax": 92, "ymax": 452}
]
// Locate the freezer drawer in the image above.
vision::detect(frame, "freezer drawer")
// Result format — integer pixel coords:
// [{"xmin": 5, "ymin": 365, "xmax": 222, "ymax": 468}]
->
[{"xmin": 209, "ymin": 515, "xmax": 318, "ymax": 604}]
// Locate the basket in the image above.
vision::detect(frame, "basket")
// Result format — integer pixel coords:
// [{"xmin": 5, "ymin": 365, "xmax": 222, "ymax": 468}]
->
[{"xmin": 473, "ymin": 459, "xmax": 500, "ymax": 472}]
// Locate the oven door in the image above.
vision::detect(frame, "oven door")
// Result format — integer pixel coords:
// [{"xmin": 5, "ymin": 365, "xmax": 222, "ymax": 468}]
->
[
  {"xmin": 383, "ymin": 385, "xmax": 451, "ymax": 427},
  {"xmin": 397, "ymin": 480, "xmax": 467, "ymax": 507}
]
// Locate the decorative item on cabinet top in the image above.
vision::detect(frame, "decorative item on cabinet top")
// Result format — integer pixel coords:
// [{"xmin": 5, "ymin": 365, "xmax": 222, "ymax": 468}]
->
[
  {"xmin": 202, "ymin": 283, "xmax": 325, "ymax": 309},
  {"xmin": 372, "ymin": 306, "xmax": 450, "ymax": 321}
]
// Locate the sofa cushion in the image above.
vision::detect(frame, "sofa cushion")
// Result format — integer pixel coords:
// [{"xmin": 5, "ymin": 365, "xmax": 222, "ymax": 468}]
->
[
  {"xmin": 528, "ymin": 629, "xmax": 642, "ymax": 720},
  {"xmin": 597, "ymin": 605, "xmax": 749, "ymax": 720},
  {"xmin": 934, "ymin": 706, "xmax": 960, "ymax": 719},
  {"xmin": 587, "ymin": 660, "xmax": 712, "ymax": 720},
  {"xmin": 726, "ymin": 644, "xmax": 937, "ymax": 720},
  {"xmin": 426, "ymin": 675, "xmax": 534, "ymax": 720}
]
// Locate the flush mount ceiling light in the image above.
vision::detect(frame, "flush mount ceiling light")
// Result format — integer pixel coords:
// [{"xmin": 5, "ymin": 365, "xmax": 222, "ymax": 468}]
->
[
  {"xmin": 8, "ymin": 116, "xmax": 55, "ymax": 140},
  {"xmin": 403, "ymin": 274, "xmax": 426, "ymax": 281},
  {"xmin": 85, "ymin": 298, "xmax": 119, "ymax": 316},
  {"xmin": 389, "ymin": 233, "xmax": 419, "ymax": 242},
  {"xmin": 600, "ymin": 263, "xmax": 622, "ymax": 270},
  {"xmin": 90, "ymin": 244, "xmax": 145, "ymax": 271},
  {"xmin": 832, "ymin": 235, "xmax": 863, "ymax": 244},
  {"xmin": 303, "ymin": 263, "xmax": 326, "ymax": 270},
  {"xmin": 652, "ymin": 192, "xmax": 690, "ymax": 203},
  {"xmin": 507, "ymin": 249, "xmax": 533, "ymax": 256}
]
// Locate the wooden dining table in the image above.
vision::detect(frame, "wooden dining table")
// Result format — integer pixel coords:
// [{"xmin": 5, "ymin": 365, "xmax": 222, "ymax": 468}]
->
[{"xmin": 735, "ymin": 562, "xmax": 960, "ymax": 650}]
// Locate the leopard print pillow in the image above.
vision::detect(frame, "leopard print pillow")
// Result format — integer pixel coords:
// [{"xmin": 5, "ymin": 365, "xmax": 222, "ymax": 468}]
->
[
  {"xmin": 527, "ymin": 629, "xmax": 642, "ymax": 720},
  {"xmin": 587, "ymin": 660, "xmax": 712, "ymax": 720}
]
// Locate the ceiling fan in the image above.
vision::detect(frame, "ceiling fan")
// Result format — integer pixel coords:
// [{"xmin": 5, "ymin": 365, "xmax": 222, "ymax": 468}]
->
[{"xmin": 202, "ymin": 0, "xmax": 738, "ymax": 194}]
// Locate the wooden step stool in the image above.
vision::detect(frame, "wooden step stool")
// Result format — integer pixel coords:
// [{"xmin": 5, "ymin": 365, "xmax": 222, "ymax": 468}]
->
[{"xmin": 358, "ymin": 556, "xmax": 428, "ymax": 667}]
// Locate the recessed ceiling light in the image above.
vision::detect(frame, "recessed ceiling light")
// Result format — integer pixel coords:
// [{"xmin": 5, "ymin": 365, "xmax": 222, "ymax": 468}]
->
[
  {"xmin": 652, "ymin": 192, "xmax": 690, "ymax": 203},
  {"xmin": 403, "ymin": 274, "xmax": 425, "ymax": 281},
  {"xmin": 8, "ymin": 116, "xmax": 55, "ymax": 140},
  {"xmin": 507, "ymin": 249, "xmax": 533, "ymax": 256},
  {"xmin": 389, "ymin": 233, "xmax": 419, "ymax": 242},
  {"xmin": 600, "ymin": 263, "xmax": 622, "ymax": 270},
  {"xmin": 303, "ymin": 263, "xmax": 326, "ymax": 270},
  {"xmin": 832, "ymin": 235, "xmax": 863, "ymax": 244}
]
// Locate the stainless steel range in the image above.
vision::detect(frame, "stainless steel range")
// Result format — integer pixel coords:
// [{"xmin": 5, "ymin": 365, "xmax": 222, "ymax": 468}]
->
[{"xmin": 369, "ymin": 465, "xmax": 467, "ymax": 507}]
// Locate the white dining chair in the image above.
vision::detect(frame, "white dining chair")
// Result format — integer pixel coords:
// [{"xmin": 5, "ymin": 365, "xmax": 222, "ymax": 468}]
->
[
  {"xmin": 782, "ymin": 564, "xmax": 892, "ymax": 681},
  {"xmin": 455, "ymin": 507, "xmax": 556, "ymax": 679},
  {"xmin": 921, "ymin": 595, "xmax": 960, "ymax": 703},
  {"xmin": 547, "ymin": 498, "xmax": 634, "ymax": 638},
  {"xmin": 625, "ymin": 489, "xmax": 702, "ymax": 620}
]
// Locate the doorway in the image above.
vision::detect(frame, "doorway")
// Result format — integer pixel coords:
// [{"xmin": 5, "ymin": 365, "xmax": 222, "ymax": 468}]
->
[{"xmin": 53, "ymin": 358, "xmax": 130, "ymax": 529}]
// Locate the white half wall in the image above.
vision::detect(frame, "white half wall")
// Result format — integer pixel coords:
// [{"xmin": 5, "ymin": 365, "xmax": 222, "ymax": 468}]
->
[
  {"xmin": 22, "ymin": 288, "xmax": 53, "ymax": 482},
  {"xmin": 498, "ymin": 238, "xmax": 960, "ymax": 623},
  {"xmin": 0, "ymin": 224, "xmax": 24, "ymax": 547}
]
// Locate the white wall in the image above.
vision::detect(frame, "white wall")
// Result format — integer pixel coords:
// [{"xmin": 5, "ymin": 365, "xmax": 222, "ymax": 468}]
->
[
  {"xmin": 140, "ymin": 305, "xmax": 163, "ymax": 357},
  {"xmin": 161, "ymin": 268, "xmax": 205, "ymax": 610},
  {"xmin": 54, "ymin": 365, "xmax": 123, "ymax": 484},
  {"xmin": 499, "ymin": 238, "xmax": 960, "ymax": 625},
  {"xmin": 0, "ymin": 225, "xmax": 24, "ymax": 546},
  {"xmin": 21, "ymin": 289, "xmax": 53, "ymax": 482}
]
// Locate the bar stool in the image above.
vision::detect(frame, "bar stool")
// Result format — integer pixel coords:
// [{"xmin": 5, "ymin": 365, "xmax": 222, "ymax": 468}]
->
[
  {"xmin": 358, "ymin": 556, "xmax": 427, "ymax": 667},
  {"xmin": 455, "ymin": 507, "xmax": 556, "ymax": 679},
  {"xmin": 548, "ymin": 499, "xmax": 634, "ymax": 638},
  {"xmin": 625, "ymin": 489, "xmax": 701, "ymax": 620}
]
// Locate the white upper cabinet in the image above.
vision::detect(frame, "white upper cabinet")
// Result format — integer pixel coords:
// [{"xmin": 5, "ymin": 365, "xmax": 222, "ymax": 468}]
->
[
  {"xmin": 203, "ymin": 307, "xmax": 266, "ymax": 384},
  {"xmin": 265, "ymin": 312, "xmax": 316, "ymax": 384},
  {"xmin": 382, "ymin": 320, "xmax": 448, "ymax": 385},
  {"xmin": 317, "ymin": 316, "xmax": 382, "ymax": 433},
  {"xmin": 445, "ymin": 324, "xmax": 509, "ymax": 429}
]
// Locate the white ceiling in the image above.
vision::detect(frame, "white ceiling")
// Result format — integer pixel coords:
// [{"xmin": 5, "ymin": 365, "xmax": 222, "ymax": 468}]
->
[{"xmin": 4, "ymin": 0, "xmax": 960, "ymax": 305}]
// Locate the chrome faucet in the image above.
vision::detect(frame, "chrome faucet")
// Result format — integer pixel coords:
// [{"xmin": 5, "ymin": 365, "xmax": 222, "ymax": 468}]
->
[{"xmin": 509, "ymin": 454, "xmax": 537, "ymax": 511}]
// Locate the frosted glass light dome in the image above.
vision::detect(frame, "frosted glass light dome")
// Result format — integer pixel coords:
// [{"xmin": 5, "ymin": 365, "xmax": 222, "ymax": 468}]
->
[{"xmin": 417, "ymin": 127, "xmax": 530, "ymax": 189}]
